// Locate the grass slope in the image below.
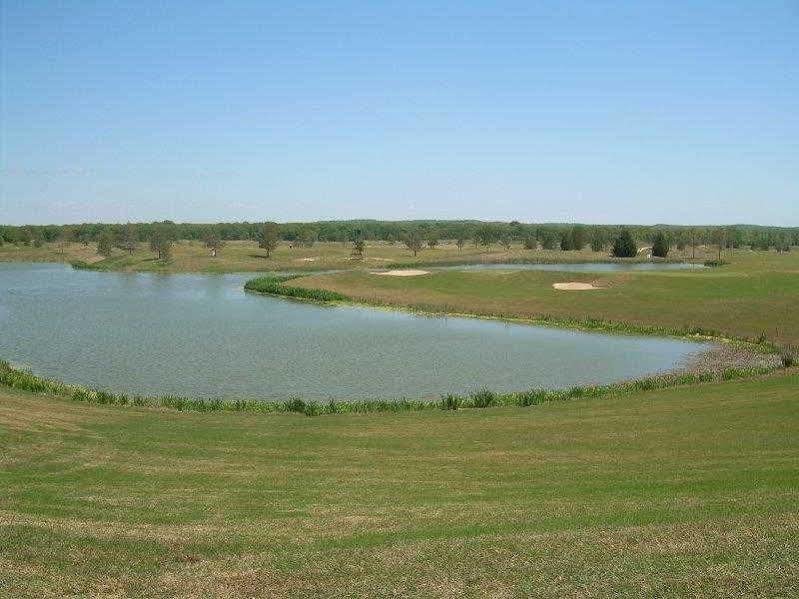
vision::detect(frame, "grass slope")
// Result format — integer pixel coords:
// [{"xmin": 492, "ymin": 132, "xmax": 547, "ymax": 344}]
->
[
  {"xmin": 1, "ymin": 372, "xmax": 798, "ymax": 597},
  {"xmin": 291, "ymin": 250, "xmax": 799, "ymax": 346}
]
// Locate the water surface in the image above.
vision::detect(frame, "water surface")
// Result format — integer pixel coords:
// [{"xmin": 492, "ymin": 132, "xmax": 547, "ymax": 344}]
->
[{"xmin": 0, "ymin": 263, "xmax": 710, "ymax": 401}]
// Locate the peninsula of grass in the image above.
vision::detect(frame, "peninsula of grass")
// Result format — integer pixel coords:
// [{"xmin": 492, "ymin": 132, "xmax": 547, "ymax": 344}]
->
[
  {"xmin": 284, "ymin": 249, "xmax": 799, "ymax": 347},
  {"xmin": 243, "ymin": 274, "xmax": 350, "ymax": 302}
]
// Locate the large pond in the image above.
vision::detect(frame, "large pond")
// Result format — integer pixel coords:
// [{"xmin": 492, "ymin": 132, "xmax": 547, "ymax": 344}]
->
[
  {"xmin": 431, "ymin": 262, "xmax": 706, "ymax": 272},
  {"xmin": 0, "ymin": 263, "xmax": 711, "ymax": 401}
]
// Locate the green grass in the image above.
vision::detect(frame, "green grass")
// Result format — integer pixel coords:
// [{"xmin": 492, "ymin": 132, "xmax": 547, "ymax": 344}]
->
[
  {"xmin": 290, "ymin": 249, "xmax": 799, "ymax": 346},
  {"xmin": 1, "ymin": 238, "xmax": 726, "ymax": 274},
  {"xmin": 1, "ymin": 371, "xmax": 797, "ymax": 597}
]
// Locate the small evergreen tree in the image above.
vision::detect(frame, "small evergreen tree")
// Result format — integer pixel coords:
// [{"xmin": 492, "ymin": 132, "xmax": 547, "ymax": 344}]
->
[
  {"xmin": 612, "ymin": 229, "xmax": 637, "ymax": 257},
  {"xmin": 523, "ymin": 235, "xmax": 537, "ymax": 250},
  {"xmin": 652, "ymin": 232, "xmax": 670, "ymax": 258},
  {"xmin": 560, "ymin": 231, "xmax": 573, "ymax": 251}
]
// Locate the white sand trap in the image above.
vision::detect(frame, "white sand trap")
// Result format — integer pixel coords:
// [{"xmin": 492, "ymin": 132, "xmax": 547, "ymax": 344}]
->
[
  {"xmin": 296, "ymin": 257, "xmax": 318, "ymax": 262},
  {"xmin": 373, "ymin": 269, "xmax": 430, "ymax": 277},
  {"xmin": 553, "ymin": 282, "xmax": 600, "ymax": 290}
]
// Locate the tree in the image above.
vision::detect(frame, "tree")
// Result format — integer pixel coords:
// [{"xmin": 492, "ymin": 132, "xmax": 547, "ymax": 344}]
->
[
  {"xmin": 257, "ymin": 222, "xmax": 280, "ymax": 258},
  {"xmin": 560, "ymin": 231, "xmax": 573, "ymax": 251},
  {"xmin": 612, "ymin": 229, "xmax": 637, "ymax": 258},
  {"xmin": 55, "ymin": 233, "xmax": 69, "ymax": 255},
  {"xmin": 97, "ymin": 230, "xmax": 114, "ymax": 256},
  {"xmin": 203, "ymin": 227, "xmax": 225, "ymax": 257},
  {"xmin": 523, "ymin": 235, "xmax": 537, "ymax": 250},
  {"xmin": 299, "ymin": 227, "xmax": 318, "ymax": 248},
  {"xmin": 351, "ymin": 239, "xmax": 365, "ymax": 258},
  {"xmin": 589, "ymin": 229, "xmax": 605, "ymax": 252},
  {"xmin": 149, "ymin": 224, "xmax": 174, "ymax": 261},
  {"xmin": 474, "ymin": 224, "xmax": 497, "ymax": 248},
  {"xmin": 540, "ymin": 230, "xmax": 557, "ymax": 250},
  {"xmin": 404, "ymin": 231, "xmax": 424, "ymax": 257},
  {"xmin": 427, "ymin": 235, "xmax": 439, "ymax": 249},
  {"xmin": 456, "ymin": 236, "xmax": 466, "ymax": 251},
  {"xmin": 120, "ymin": 223, "xmax": 138, "ymax": 255},
  {"xmin": 652, "ymin": 232, "xmax": 670, "ymax": 258},
  {"xmin": 499, "ymin": 235, "xmax": 512, "ymax": 251},
  {"xmin": 711, "ymin": 228, "xmax": 727, "ymax": 262},
  {"xmin": 570, "ymin": 225, "xmax": 586, "ymax": 250}
]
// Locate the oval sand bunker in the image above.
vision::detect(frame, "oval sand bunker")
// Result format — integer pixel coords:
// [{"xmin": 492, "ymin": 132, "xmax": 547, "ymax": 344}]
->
[
  {"xmin": 553, "ymin": 282, "xmax": 600, "ymax": 290},
  {"xmin": 373, "ymin": 269, "xmax": 430, "ymax": 277}
]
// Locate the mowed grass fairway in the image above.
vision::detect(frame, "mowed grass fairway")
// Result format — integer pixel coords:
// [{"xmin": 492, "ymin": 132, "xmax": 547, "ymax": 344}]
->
[
  {"xmin": 293, "ymin": 250, "xmax": 799, "ymax": 346},
  {"xmin": 2, "ymin": 372, "xmax": 798, "ymax": 598}
]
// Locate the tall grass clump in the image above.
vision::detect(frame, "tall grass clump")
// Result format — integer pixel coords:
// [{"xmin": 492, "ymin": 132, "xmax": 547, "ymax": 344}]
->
[
  {"xmin": 440, "ymin": 394, "xmax": 462, "ymax": 410},
  {"xmin": 244, "ymin": 275, "xmax": 350, "ymax": 302},
  {"xmin": 469, "ymin": 388, "xmax": 496, "ymax": 408}
]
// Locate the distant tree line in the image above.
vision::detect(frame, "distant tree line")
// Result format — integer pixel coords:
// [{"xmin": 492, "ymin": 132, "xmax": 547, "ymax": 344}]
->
[{"xmin": 1, "ymin": 220, "xmax": 797, "ymax": 255}]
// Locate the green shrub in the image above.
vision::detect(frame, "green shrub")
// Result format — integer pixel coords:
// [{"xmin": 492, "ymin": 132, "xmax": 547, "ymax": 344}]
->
[
  {"xmin": 652, "ymin": 232, "xmax": 670, "ymax": 258},
  {"xmin": 612, "ymin": 229, "xmax": 637, "ymax": 258},
  {"xmin": 284, "ymin": 396, "xmax": 308, "ymax": 413}
]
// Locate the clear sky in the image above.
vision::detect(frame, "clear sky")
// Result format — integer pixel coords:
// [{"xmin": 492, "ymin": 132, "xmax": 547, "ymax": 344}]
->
[{"xmin": 1, "ymin": 1, "xmax": 797, "ymax": 226}]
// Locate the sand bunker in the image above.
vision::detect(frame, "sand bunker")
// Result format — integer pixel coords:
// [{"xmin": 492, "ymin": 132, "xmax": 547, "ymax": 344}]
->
[
  {"xmin": 553, "ymin": 282, "xmax": 600, "ymax": 290},
  {"xmin": 296, "ymin": 257, "xmax": 318, "ymax": 262},
  {"xmin": 373, "ymin": 269, "xmax": 430, "ymax": 277}
]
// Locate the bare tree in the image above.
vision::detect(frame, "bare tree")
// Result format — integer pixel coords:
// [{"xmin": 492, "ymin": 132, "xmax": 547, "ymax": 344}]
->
[{"xmin": 404, "ymin": 232, "xmax": 424, "ymax": 257}]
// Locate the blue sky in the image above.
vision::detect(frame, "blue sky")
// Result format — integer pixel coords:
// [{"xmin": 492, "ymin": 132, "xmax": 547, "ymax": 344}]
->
[{"xmin": 1, "ymin": 1, "xmax": 797, "ymax": 225}]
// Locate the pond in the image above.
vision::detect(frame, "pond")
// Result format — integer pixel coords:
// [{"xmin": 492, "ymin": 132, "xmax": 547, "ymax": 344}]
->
[
  {"xmin": 431, "ymin": 262, "xmax": 706, "ymax": 272},
  {"xmin": 0, "ymin": 263, "xmax": 711, "ymax": 401}
]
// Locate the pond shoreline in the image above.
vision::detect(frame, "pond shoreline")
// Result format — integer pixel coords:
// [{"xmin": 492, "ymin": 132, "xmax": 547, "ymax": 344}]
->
[{"xmin": 0, "ymin": 358, "xmax": 787, "ymax": 417}]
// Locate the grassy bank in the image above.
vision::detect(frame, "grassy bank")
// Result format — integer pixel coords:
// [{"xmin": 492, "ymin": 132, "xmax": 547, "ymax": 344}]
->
[
  {"xmin": 288, "ymin": 249, "xmax": 799, "ymax": 346},
  {"xmin": 2, "ymin": 371, "xmax": 797, "ymax": 597}
]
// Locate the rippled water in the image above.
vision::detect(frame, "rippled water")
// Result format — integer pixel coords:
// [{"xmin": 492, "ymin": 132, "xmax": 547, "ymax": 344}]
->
[{"xmin": 0, "ymin": 263, "xmax": 710, "ymax": 401}]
